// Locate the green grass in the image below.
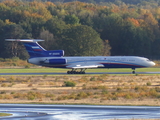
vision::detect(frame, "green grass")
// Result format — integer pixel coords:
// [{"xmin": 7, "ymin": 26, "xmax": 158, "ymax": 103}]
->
[
  {"xmin": 0, "ymin": 113, "xmax": 12, "ymax": 117},
  {"xmin": 0, "ymin": 67, "xmax": 159, "ymax": 73}
]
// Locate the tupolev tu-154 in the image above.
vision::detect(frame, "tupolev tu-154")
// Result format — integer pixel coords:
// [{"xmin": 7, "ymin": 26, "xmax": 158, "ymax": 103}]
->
[{"xmin": 6, "ymin": 39, "xmax": 155, "ymax": 74}]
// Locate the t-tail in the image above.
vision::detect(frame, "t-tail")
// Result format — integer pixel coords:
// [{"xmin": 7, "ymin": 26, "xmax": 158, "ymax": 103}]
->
[{"xmin": 5, "ymin": 39, "xmax": 64, "ymax": 58}]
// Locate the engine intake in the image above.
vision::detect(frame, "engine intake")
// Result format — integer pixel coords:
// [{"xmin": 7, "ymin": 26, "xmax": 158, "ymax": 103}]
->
[{"xmin": 44, "ymin": 58, "xmax": 67, "ymax": 64}]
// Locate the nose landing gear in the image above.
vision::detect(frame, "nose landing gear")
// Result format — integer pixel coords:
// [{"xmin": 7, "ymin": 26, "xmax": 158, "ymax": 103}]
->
[{"xmin": 132, "ymin": 68, "xmax": 135, "ymax": 74}]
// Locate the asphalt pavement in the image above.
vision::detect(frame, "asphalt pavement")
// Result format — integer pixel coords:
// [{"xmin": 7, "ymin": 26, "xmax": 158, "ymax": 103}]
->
[
  {"xmin": 0, "ymin": 71, "xmax": 160, "ymax": 75},
  {"xmin": 0, "ymin": 104, "xmax": 160, "ymax": 120}
]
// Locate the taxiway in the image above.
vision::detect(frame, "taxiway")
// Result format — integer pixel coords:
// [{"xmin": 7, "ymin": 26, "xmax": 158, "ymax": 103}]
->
[
  {"xmin": 0, "ymin": 104, "xmax": 160, "ymax": 120},
  {"xmin": 0, "ymin": 71, "xmax": 160, "ymax": 75}
]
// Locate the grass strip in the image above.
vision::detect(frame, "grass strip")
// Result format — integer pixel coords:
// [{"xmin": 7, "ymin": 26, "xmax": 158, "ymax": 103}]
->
[{"xmin": 0, "ymin": 67, "xmax": 159, "ymax": 73}]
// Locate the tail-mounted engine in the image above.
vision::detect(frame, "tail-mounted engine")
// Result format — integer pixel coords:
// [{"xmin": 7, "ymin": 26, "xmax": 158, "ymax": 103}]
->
[
  {"xmin": 44, "ymin": 58, "xmax": 67, "ymax": 64},
  {"xmin": 47, "ymin": 50, "xmax": 64, "ymax": 57}
]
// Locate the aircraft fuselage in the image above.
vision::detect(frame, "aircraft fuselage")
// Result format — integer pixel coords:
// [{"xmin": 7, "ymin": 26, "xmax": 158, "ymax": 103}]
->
[{"xmin": 28, "ymin": 56, "xmax": 155, "ymax": 69}]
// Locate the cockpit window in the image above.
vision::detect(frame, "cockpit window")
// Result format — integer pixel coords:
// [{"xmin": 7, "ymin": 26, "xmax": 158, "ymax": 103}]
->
[{"xmin": 146, "ymin": 59, "xmax": 151, "ymax": 62}]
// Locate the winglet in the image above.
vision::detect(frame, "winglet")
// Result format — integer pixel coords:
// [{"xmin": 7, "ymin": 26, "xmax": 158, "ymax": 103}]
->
[{"xmin": 5, "ymin": 39, "xmax": 44, "ymax": 42}]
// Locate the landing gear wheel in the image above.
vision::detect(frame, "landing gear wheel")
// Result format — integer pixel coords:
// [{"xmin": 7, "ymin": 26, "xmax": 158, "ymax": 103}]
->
[
  {"xmin": 77, "ymin": 72, "xmax": 80, "ymax": 74},
  {"xmin": 132, "ymin": 71, "xmax": 135, "ymax": 74},
  {"xmin": 132, "ymin": 68, "xmax": 136, "ymax": 74}
]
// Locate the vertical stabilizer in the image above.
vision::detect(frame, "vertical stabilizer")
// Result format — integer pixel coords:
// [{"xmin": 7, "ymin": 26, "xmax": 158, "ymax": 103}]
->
[
  {"xmin": 5, "ymin": 39, "xmax": 46, "ymax": 58},
  {"xmin": 6, "ymin": 39, "xmax": 64, "ymax": 58},
  {"xmin": 23, "ymin": 42, "xmax": 46, "ymax": 58}
]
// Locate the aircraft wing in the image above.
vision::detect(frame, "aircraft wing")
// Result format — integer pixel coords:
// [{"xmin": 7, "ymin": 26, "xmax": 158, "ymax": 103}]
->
[{"xmin": 66, "ymin": 64, "xmax": 104, "ymax": 69}]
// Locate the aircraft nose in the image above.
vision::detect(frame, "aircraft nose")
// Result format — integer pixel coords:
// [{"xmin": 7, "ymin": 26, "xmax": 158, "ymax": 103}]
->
[{"xmin": 150, "ymin": 61, "xmax": 156, "ymax": 66}]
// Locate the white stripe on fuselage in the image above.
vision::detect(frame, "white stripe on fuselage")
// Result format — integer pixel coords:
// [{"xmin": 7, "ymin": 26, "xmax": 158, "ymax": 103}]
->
[{"xmin": 32, "ymin": 46, "xmax": 40, "ymax": 49}]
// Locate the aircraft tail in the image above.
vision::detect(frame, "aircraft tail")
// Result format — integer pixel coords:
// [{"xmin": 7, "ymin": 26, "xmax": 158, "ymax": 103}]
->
[
  {"xmin": 6, "ymin": 39, "xmax": 46, "ymax": 58},
  {"xmin": 5, "ymin": 39, "xmax": 64, "ymax": 58}
]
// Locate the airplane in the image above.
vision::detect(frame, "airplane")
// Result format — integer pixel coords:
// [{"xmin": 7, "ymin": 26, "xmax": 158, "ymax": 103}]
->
[{"xmin": 5, "ymin": 39, "xmax": 155, "ymax": 74}]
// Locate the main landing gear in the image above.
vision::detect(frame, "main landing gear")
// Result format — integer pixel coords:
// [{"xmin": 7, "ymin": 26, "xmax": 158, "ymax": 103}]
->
[
  {"xmin": 67, "ymin": 68, "xmax": 86, "ymax": 74},
  {"xmin": 132, "ymin": 68, "xmax": 135, "ymax": 74}
]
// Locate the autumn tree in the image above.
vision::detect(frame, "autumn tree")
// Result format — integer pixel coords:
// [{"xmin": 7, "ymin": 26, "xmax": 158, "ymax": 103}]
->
[
  {"xmin": 3, "ymin": 24, "xmax": 30, "ymax": 59},
  {"xmin": 57, "ymin": 25, "xmax": 103, "ymax": 56},
  {"xmin": 102, "ymin": 40, "xmax": 111, "ymax": 56},
  {"xmin": 0, "ymin": 0, "xmax": 159, "ymax": 59},
  {"xmin": 45, "ymin": 17, "xmax": 68, "ymax": 37},
  {"xmin": 101, "ymin": 13, "xmax": 124, "ymax": 55},
  {"xmin": 64, "ymin": 14, "xmax": 80, "ymax": 25},
  {"xmin": 39, "ymin": 30, "xmax": 55, "ymax": 50}
]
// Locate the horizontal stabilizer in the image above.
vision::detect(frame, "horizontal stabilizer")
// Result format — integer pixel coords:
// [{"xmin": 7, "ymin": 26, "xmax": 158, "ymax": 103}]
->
[
  {"xmin": 5, "ymin": 39, "xmax": 44, "ymax": 42},
  {"xmin": 6, "ymin": 39, "xmax": 46, "ymax": 58}
]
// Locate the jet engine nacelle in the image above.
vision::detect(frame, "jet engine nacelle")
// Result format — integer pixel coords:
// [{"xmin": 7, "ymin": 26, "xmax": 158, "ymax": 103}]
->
[
  {"xmin": 44, "ymin": 58, "xmax": 67, "ymax": 64},
  {"xmin": 47, "ymin": 50, "xmax": 64, "ymax": 57}
]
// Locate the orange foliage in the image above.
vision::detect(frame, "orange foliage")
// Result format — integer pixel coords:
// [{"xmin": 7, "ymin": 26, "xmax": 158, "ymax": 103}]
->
[
  {"xmin": 143, "ymin": 13, "xmax": 158, "ymax": 25},
  {"xmin": 128, "ymin": 92, "xmax": 138, "ymax": 98},
  {"xmin": 139, "ymin": 91, "xmax": 147, "ymax": 97},
  {"xmin": 29, "ymin": 1, "xmax": 46, "ymax": 8},
  {"xmin": 3, "ymin": 0, "xmax": 24, "ymax": 7},
  {"xmin": 5, "ymin": 19, "xmax": 15, "ymax": 25},
  {"xmin": 64, "ymin": 1, "xmax": 99, "ymax": 12},
  {"xmin": 64, "ymin": 1, "xmax": 86, "ymax": 7},
  {"xmin": 3, "ymin": 0, "xmax": 20, "ymax": 7},
  {"xmin": 126, "ymin": 18, "xmax": 140, "ymax": 27},
  {"xmin": 28, "ymin": 2, "xmax": 52, "ymax": 20},
  {"xmin": 85, "ymin": 6, "xmax": 96, "ymax": 11},
  {"xmin": 129, "ymin": 8, "xmax": 136, "ymax": 13},
  {"xmin": 23, "ymin": 8, "xmax": 52, "ymax": 21},
  {"xmin": 111, "ymin": 5, "xmax": 120, "ymax": 13},
  {"xmin": 117, "ymin": 92, "xmax": 126, "ymax": 97},
  {"xmin": 45, "ymin": 2, "xmax": 56, "ymax": 7},
  {"xmin": 31, "ymin": 13, "xmax": 44, "ymax": 19},
  {"xmin": 23, "ymin": 11, "xmax": 42, "ymax": 19}
]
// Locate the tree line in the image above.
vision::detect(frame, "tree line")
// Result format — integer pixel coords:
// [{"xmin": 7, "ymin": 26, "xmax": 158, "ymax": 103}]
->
[{"xmin": 0, "ymin": 0, "xmax": 160, "ymax": 59}]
